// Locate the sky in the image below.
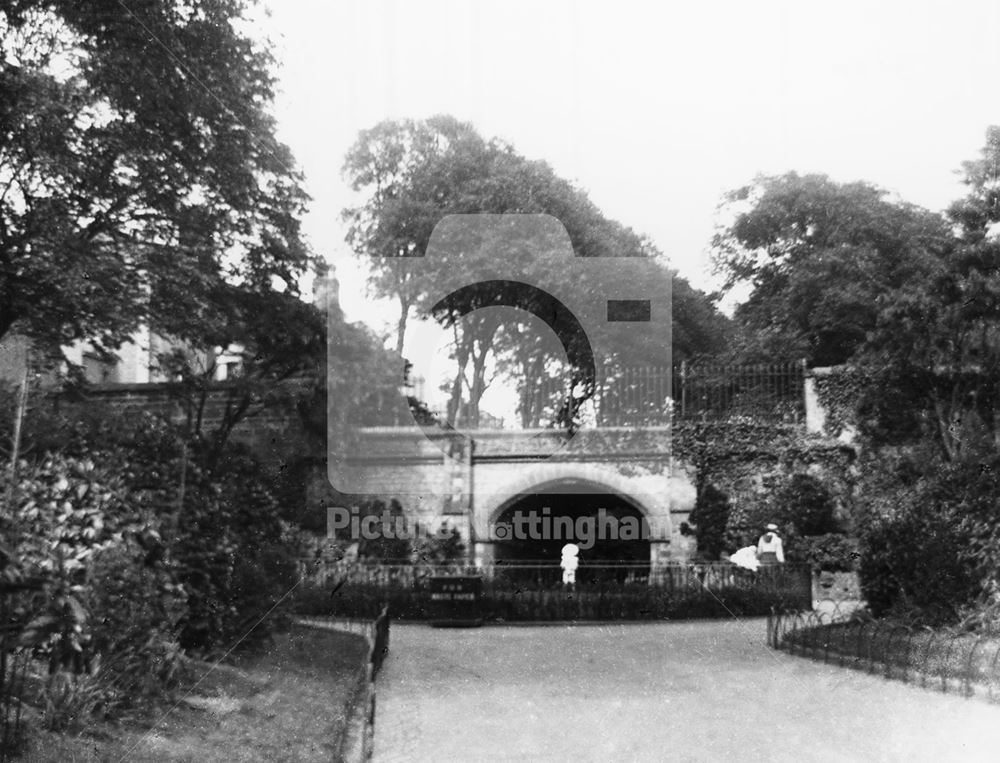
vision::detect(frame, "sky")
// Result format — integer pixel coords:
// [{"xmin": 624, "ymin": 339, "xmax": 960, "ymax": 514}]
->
[{"xmin": 257, "ymin": 0, "xmax": 1000, "ymax": 413}]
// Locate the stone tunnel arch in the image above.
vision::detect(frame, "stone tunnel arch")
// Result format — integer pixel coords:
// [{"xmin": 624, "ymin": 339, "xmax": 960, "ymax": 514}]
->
[{"xmin": 471, "ymin": 462, "xmax": 673, "ymax": 568}]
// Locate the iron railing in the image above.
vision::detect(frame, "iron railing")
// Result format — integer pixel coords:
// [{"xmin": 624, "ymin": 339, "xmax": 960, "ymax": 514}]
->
[
  {"xmin": 296, "ymin": 562, "xmax": 813, "ymax": 621},
  {"xmin": 675, "ymin": 362, "xmax": 805, "ymax": 422},
  {"xmin": 298, "ymin": 605, "xmax": 390, "ymax": 763},
  {"xmin": 1, "ymin": 591, "xmax": 29, "ymax": 763},
  {"xmin": 768, "ymin": 603, "xmax": 1000, "ymax": 701},
  {"xmin": 303, "ymin": 560, "xmax": 810, "ymax": 587},
  {"xmin": 403, "ymin": 362, "xmax": 806, "ymax": 429}
]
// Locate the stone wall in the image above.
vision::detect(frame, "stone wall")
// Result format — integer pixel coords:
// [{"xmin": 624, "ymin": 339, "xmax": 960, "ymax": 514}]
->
[
  {"xmin": 701, "ymin": 442, "xmax": 858, "ymax": 548},
  {"xmin": 339, "ymin": 426, "xmax": 696, "ymax": 565},
  {"xmin": 50, "ymin": 381, "xmax": 318, "ymax": 472},
  {"xmin": 50, "ymin": 389, "xmax": 692, "ymax": 563}
]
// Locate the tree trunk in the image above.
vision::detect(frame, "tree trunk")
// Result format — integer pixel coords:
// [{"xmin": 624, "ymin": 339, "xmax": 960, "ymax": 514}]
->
[
  {"xmin": 6, "ymin": 357, "xmax": 29, "ymax": 513},
  {"xmin": 395, "ymin": 295, "xmax": 410, "ymax": 358},
  {"xmin": 466, "ymin": 315, "xmax": 501, "ymax": 428},
  {"xmin": 446, "ymin": 335, "xmax": 471, "ymax": 427}
]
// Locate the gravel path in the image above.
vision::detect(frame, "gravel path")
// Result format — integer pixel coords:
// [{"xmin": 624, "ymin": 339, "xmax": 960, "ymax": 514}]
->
[{"xmin": 374, "ymin": 618, "xmax": 1000, "ymax": 762}]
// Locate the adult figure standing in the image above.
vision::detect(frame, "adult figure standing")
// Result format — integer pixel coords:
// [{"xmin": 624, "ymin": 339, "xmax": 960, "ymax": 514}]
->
[{"xmin": 756, "ymin": 523, "xmax": 785, "ymax": 565}]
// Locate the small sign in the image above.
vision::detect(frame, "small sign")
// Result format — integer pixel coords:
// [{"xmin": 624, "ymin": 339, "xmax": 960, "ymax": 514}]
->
[{"xmin": 428, "ymin": 576, "xmax": 482, "ymax": 627}]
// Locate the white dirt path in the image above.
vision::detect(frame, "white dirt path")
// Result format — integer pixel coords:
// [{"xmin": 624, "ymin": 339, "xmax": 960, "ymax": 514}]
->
[{"xmin": 374, "ymin": 619, "xmax": 1000, "ymax": 762}]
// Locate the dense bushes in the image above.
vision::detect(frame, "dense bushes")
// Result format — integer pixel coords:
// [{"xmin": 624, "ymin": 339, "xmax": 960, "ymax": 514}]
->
[
  {"xmin": 786, "ymin": 533, "xmax": 858, "ymax": 573},
  {"xmin": 295, "ymin": 577, "xmax": 810, "ymax": 621},
  {"xmin": 719, "ymin": 471, "xmax": 850, "ymax": 571},
  {"xmin": 779, "ymin": 474, "xmax": 837, "ymax": 536},
  {"xmin": 688, "ymin": 484, "xmax": 730, "ymax": 560},
  {"xmin": 172, "ymin": 443, "xmax": 300, "ymax": 651},
  {"xmin": 4, "ymin": 406, "xmax": 302, "ymax": 727},
  {"xmin": 7, "ymin": 455, "xmax": 185, "ymax": 725},
  {"xmin": 857, "ymin": 453, "xmax": 1000, "ymax": 623},
  {"xmin": 81, "ymin": 546, "xmax": 187, "ymax": 713},
  {"xmin": 859, "ymin": 510, "xmax": 974, "ymax": 622}
]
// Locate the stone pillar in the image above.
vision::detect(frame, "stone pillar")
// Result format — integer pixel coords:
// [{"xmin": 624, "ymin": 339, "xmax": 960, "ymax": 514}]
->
[
  {"xmin": 649, "ymin": 539, "xmax": 673, "ymax": 572},
  {"xmin": 804, "ymin": 372, "xmax": 827, "ymax": 434},
  {"xmin": 474, "ymin": 540, "xmax": 496, "ymax": 568},
  {"xmin": 670, "ymin": 532, "xmax": 697, "ymax": 561}
]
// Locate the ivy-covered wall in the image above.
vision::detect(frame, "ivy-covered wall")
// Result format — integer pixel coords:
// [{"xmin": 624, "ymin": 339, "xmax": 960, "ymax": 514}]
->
[
  {"xmin": 810, "ymin": 366, "xmax": 866, "ymax": 440},
  {"xmin": 673, "ymin": 420, "xmax": 858, "ymax": 557}
]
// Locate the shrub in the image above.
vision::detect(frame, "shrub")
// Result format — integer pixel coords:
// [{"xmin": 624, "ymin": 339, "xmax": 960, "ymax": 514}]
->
[
  {"xmin": 724, "ymin": 489, "xmax": 783, "ymax": 551},
  {"xmin": 10, "ymin": 454, "xmax": 185, "ymax": 720},
  {"xmin": 859, "ymin": 509, "xmax": 975, "ymax": 622},
  {"xmin": 354, "ymin": 499, "xmax": 411, "ymax": 562},
  {"xmin": 14, "ymin": 409, "xmax": 302, "ymax": 657},
  {"xmin": 41, "ymin": 672, "xmax": 105, "ymax": 731},
  {"xmin": 856, "ymin": 454, "xmax": 1000, "ymax": 623},
  {"xmin": 778, "ymin": 474, "xmax": 837, "ymax": 536},
  {"xmin": 786, "ymin": 533, "xmax": 858, "ymax": 572},
  {"xmin": 411, "ymin": 524, "xmax": 465, "ymax": 564},
  {"xmin": 82, "ymin": 546, "xmax": 186, "ymax": 713},
  {"xmin": 173, "ymin": 442, "xmax": 301, "ymax": 652},
  {"xmin": 725, "ymin": 472, "xmax": 842, "ymax": 555},
  {"xmin": 13, "ymin": 456, "xmax": 151, "ymax": 671},
  {"xmin": 689, "ymin": 484, "xmax": 730, "ymax": 560}
]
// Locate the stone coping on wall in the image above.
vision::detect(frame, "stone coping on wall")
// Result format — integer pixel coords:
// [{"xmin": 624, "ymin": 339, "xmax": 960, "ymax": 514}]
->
[{"xmin": 353, "ymin": 426, "xmax": 673, "ymax": 460}]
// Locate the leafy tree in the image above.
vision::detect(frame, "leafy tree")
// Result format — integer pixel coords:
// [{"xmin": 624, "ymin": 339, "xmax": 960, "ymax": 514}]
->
[
  {"xmin": 712, "ymin": 172, "xmax": 950, "ymax": 366},
  {"xmin": 341, "ymin": 116, "xmax": 490, "ymax": 357},
  {"xmin": 343, "ymin": 116, "xmax": 727, "ymax": 427},
  {"xmin": 949, "ymin": 125, "xmax": 1000, "ymax": 244},
  {"xmin": 0, "ymin": 2, "xmax": 310, "ymax": 362},
  {"xmin": 708, "ymin": 128, "xmax": 1000, "ymax": 620},
  {"xmin": 853, "ymin": 129, "xmax": 1000, "ymax": 461},
  {"xmin": 713, "ymin": 163, "xmax": 1000, "ymax": 460},
  {"xmin": 156, "ymin": 285, "xmax": 326, "ymax": 460}
]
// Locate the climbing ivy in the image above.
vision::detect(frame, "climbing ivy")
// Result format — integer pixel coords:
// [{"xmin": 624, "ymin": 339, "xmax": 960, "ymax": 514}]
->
[
  {"xmin": 671, "ymin": 419, "xmax": 852, "ymax": 479},
  {"xmin": 812, "ymin": 367, "xmax": 868, "ymax": 439},
  {"xmin": 672, "ymin": 418, "xmax": 856, "ymax": 556}
]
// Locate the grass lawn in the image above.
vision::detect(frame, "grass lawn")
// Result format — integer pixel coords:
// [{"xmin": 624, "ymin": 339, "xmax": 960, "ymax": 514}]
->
[{"xmin": 17, "ymin": 625, "xmax": 369, "ymax": 762}]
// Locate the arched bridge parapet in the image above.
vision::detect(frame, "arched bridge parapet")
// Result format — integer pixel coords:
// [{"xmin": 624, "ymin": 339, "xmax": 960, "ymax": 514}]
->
[
  {"xmin": 471, "ymin": 461, "xmax": 673, "ymax": 542},
  {"xmin": 348, "ymin": 425, "xmax": 695, "ymax": 564}
]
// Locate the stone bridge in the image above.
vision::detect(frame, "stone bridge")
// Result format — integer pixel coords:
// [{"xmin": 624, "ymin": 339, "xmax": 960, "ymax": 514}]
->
[
  {"xmin": 55, "ymin": 385, "xmax": 693, "ymax": 566},
  {"xmin": 345, "ymin": 425, "xmax": 696, "ymax": 567},
  {"xmin": 52, "ymin": 374, "xmax": 842, "ymax": 569}
]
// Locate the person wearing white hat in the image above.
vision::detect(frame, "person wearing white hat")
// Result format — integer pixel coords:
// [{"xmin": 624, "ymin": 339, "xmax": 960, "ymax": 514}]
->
[{"xmin": 756, "ymin": 523, "xmax": 785, "ymax": 565}]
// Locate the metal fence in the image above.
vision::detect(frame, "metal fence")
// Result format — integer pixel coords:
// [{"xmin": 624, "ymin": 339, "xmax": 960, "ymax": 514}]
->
[
  {"xmin": 768, "ymin": 604, "xmax": 1000, "ymax": 701},
  {"xmin": 299, "ymin": 605, "xmax": 390, "ymax": 763},
  {"xmin": 296, "ymin": 562, "xmax": 813, "ymax": 621},
  {"xmin": 675, "ymin": 362, "xmax": 805, "ymax": 422},
  {"xmin": 370, "ymin": 606, "xmax": 390, "ymax": 679},
  {"xmin": 303, "ymin": 560, "xmax": 809, "ymax": 587},
  {"xmin": 0, "ymin": 649, "xmax": 28, "ymax": 763},
  {"xmin": 406, "ymin": 362, "xmax": 806, "ymax": 429},
  {"xmin": 358, "ymin": 606, "xmax": 389, "ymax": 762},
  {"xmin": 1, "ymin": 590, "xmax": 32, "ymax": 763}
]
